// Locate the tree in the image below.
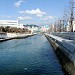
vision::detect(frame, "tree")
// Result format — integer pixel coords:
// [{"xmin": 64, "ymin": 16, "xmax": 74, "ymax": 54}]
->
[{"xmin": 69, "ymin": 0, "xmax": 75, "ymax": 32}]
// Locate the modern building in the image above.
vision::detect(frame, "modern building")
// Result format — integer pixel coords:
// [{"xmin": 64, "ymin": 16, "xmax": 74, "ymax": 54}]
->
[
  {"xmin": 0, "ymin": 20, "xmax": 25, "ymax": 29},
  {"xmin": 0, "ymin": 20, "xmax": 18, "ymax": 27}
]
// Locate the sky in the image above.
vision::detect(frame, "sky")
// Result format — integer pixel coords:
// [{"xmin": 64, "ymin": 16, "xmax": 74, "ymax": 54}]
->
[{"xmin": 0, "ymin": 0, "xmax": 70, "ymax": 26}]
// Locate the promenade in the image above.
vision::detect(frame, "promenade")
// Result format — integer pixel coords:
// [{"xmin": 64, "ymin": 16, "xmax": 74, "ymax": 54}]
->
[
  {"xmin": 45, "ymin": 32, "xmax": 75, "ymax": 75},
  {"xmin": 0, "ymin": 33, "xmax": 36, "ymax": 42}
]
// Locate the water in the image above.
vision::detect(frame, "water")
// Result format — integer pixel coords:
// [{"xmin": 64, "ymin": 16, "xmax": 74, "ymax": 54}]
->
[{"xmin": 0, "ymin": 34, "xmax": 64, "ymax": 75}]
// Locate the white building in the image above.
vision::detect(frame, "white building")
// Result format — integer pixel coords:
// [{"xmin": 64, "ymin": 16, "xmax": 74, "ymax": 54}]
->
[
  {"xmin": 0, "ymin": 20, "xmax": 18, "ymax": 27},
  {"xmin": 66, "ymin": 25, "xmax": 71, "ymax": 32},
  {"xmin": 18, "ymin": 24, "xmax": 24, "ymax": 28},
  {"xmin": 0, "ymin": 20, "xmax": 24, "ymax": 29},
  {"xmin": 73, "ymin": 22, "xmax": 75, "ymax": 32},
  {"xmin": 66, "ymin": 21, "xmax": 75, "ymax": 32}
]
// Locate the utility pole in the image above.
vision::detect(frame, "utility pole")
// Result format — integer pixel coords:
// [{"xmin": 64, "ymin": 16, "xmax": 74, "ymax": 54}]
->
[{"xmin": 69, "ymin": 0, "xmax": 75, "ymax": 32}]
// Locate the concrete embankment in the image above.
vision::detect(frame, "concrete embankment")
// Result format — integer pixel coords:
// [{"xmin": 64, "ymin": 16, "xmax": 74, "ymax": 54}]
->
[
  {"xmin": 45, "ymin": 34, "xmax": 75, "ymax": 75},
  {"xmin": 51, "ymin": 32, "xmax": 75, "ymax": 40},
  {"xmin": 0, "ymin": 33, "xmax": 36, "ymax": 42}
]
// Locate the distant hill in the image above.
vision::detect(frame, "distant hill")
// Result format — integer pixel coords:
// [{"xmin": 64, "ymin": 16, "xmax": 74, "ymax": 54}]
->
[{"xmin": 23, "ymin": 24, "xmax": 40, "ymax": 28}]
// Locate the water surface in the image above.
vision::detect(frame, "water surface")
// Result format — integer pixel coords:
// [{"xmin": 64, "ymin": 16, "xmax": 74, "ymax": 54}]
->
[{"xmin": 0, "ymin": 34, "xmax": 64, "ymax": 75}]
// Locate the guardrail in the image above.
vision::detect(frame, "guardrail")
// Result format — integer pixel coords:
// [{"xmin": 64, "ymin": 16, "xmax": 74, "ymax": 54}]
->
[{"xmin": 50, "ymin": 32, "xmax": 75, "ymax": 40}]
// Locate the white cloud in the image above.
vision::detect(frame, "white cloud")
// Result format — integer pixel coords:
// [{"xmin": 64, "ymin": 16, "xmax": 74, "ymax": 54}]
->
[
  {"xmin": 42, "ymin": 16, "xmax": 54, "ymax": 21},
  {"xmin": 19, "ymin": 8, "xmax": 46, "ymax": 17},
  {"xmin": 36, "ymin": 14, "xmax": 43, "ymax": 17},
  {"xmin": 0, "ymin": 15, "xmax": 12, "ymax": 19},
  {"xmin": 14, "ymin": 0, "xmax": 25, "ymax": 7},
  {"xmin": 18, "ymin": 16, "xmax": 33, "ymax": 20}
]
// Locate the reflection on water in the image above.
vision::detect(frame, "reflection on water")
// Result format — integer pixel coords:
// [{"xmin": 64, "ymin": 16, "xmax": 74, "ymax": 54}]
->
[{"xmin": 0, "ymin": 34, "xmax": 64, "ymax": 75}]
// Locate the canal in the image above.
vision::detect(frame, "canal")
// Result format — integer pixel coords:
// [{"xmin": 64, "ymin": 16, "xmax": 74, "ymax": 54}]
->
[{"xmin": 0, "ymin": 34, "xmax": 64, "ymax": 75}]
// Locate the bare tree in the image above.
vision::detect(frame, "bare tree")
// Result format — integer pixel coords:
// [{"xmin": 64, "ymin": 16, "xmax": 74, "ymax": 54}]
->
[
  {"xmin": 63, "ymin": 0, "xmax": 75, "ymax": 32},
  {"xmin": 69, "ymin": 0, "xmax": 75, "ymax": 32}
]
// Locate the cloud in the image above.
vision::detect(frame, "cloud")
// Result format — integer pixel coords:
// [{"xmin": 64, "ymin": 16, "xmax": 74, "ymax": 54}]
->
[
  {"xmin": 0, "ymin": 15, "xmax": 12, "ymax": 19},
  {"xmin": 14, "ymin": 0, "xmax": 25, "ymax": 7},
  {"xmin": 18, "ymin": 16, "xmax": 33, "ymax": 20},
  {"xmin": 19, "ymin": 8, "xmax": 46, "ymax": 17},
  {"xmin": 41, "ymin": 16, "xmax": 54, "ymax": 21}
]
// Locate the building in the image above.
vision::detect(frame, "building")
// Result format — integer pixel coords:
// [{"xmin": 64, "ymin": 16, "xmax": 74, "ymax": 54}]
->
[
  {"xmin": 0, "ymin": 20, "xmax": 25, "ymax": 29},
  {"xmin": 23, "ymin": 25, "xmax": 40, "ymax": 33},
  {"xmin": 73, "ymin": 22, "xmax": 75, "ymax": 32},
  {"xmin": 0, "ymin": 20, "xmax": 18, "ymax": 27},
  {"xmin": 66, "ymin": 21, "xmax": 75, "ymax": 32},
  {"xmin": 66, "ymin": 25, "xmax": 70, "ymax": 32},
  {"xmin": 41, "ymin": 25, "xmax": 49, "ymax": 32},
  {"xmin": 18, "ymin": 24, "xmax": 24, "ymax": 28}
]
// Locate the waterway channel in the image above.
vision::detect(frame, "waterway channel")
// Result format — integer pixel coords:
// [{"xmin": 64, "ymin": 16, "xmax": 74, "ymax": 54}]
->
[{"xmin": 0, "ymin": 34, "xmax": 64, "ymax": 75}]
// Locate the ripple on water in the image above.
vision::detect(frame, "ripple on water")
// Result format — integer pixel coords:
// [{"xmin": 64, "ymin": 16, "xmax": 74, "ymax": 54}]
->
[{"xmin": 0, "ymin": 34, "xmax": 64, "ymax": 75}]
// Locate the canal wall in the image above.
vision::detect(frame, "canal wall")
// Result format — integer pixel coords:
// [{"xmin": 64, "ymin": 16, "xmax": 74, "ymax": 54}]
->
[
  {"xmin": 45, "ymin": 34, "xmax": 75, "ymax": 75},
  {"xmin": 0, "ymin": 33, "xmax": 36, "ymax": 42}
]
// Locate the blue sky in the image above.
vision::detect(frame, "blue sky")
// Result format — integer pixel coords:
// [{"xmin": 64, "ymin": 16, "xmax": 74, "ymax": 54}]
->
[{"xmin": 0, "ymin": 0, "xmax": 69, "ymax": 25}]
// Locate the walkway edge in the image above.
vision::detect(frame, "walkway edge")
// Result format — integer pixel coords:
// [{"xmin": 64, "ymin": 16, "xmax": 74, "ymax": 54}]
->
[
  {"xmin": 45, "ymin": 34, "xmax": 75, "ymax": 75},
  {"xmin": 0, "ymin": 34, "xmax": 36, "ymax": 42}
]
